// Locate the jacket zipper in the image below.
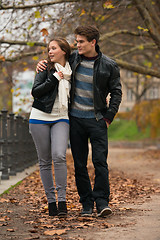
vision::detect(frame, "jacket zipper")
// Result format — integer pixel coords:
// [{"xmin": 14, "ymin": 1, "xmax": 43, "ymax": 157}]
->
[{"xmin": 93, "ymin": 57, "xmax": 100, "ymax": 121}]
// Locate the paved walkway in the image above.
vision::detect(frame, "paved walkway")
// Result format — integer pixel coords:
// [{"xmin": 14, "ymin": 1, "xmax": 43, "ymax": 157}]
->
[
  {"xmin": 0, "ymin": 145, "xmax": 160, "ymax": 240},
  {"xmin": 0, "ymin": 164, "xmax": 38, "ymax": 195}
]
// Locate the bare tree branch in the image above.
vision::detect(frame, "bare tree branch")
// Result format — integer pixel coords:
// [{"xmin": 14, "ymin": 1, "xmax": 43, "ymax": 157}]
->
[
  {"xmin": 144, "ymin": 0, "xmax": 160, "ymax": 31},
  {"xmin": 0, "ymin": 0, "xmax": 97, "ymax": 10},
  {"xmin": 122, "ymin": 78, "xmax": 152, "ymax": 102},
  {"xmin": 101, "ymin": 38, "xmax": 135, "ymax": 47},
  {"xmin": 0, "ymin": 10, "xmax": 13, "ymax": 32},
  {"xmin": 133, "ymin": 0, "xmax": 160, "ymax": 49},
  {"xmin": 0, "ymin": 51, "xmax": 44, "ymax": 62},
  {"xmin": 138, "ymin": 82, "xmax": 152, "ymax": 100},
  {"xmin": 115, "ymin": 58, "xmax": 160, "ymax": 78},
  {"xmin": 100, "ymin": 29, "xmax": 150, "ymax": 41},
  {"xmin": 0, "ymin": 39, "xmax": 46, "ymax": 47},
  {"xmin": 114, "ymin": 43, "xmax": 156, "ymax": 58}
]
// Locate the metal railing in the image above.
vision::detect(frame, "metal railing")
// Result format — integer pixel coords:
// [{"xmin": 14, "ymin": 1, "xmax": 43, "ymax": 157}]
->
[{"xmin": 0, "ymin": 109, "xmax": 37, "ymax": 180}]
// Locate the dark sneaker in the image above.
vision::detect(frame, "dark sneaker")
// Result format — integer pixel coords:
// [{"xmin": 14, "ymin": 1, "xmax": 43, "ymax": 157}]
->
[
  {"xmin": 81, "ymin": 207, "xmax": 93, "ymax": 217},
  {"xmin": 97, "ymin": 206, "xmax": 112, "ymax": 217},
  {"xmin": 48, "ymin": 202, "xmax": 58, "ymax": 216},
  {"xmin": 58, "ymin": 201, "xmax": 67, "ymax": 217}
]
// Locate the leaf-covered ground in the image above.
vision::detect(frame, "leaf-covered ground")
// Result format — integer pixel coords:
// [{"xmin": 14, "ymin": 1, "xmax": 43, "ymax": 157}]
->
[{"xmin": 0, "ymin": 148, "xmax": 160, "ymax": 240}]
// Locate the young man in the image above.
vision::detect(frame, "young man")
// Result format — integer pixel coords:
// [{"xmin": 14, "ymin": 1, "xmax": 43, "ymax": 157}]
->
[{"xmin": 36, "ymin": 26, "xmax": 122, "ymax": 217}]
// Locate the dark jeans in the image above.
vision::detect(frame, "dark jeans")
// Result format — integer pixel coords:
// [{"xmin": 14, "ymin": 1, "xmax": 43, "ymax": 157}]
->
[{"xmin": 69, "ymin": 116, "xmax": 110, "ymax": 209}]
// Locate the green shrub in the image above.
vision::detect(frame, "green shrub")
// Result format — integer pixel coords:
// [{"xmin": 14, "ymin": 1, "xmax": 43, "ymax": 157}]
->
[{"xmin": 108, "ymin": 119, "xmax": 150, "ymax": 141}]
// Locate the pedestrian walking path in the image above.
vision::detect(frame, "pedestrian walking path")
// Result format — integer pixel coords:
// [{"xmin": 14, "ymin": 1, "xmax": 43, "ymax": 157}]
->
[
  {"xmin": 0, "ymin": 164, "xmax": 38, "ymax": 195},
  {"xmin": 0, "ymin": 146, "xmax": 159, "ymax": 240}
]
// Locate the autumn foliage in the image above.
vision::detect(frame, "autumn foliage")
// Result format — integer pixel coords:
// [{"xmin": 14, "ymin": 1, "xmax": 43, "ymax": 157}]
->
[
  {"xmin": 117, "ymin": 100, "xmax": 160, "ymax": 139},
  {"xmin": 131, "ymin": 100, "xmax": 160, "ymax": 138}
]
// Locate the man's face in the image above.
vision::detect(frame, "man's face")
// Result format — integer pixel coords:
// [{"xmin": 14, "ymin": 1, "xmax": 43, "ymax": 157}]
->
[{"xmin": 76, "ymin": 35, "xmax": 95, "ymax": 57}]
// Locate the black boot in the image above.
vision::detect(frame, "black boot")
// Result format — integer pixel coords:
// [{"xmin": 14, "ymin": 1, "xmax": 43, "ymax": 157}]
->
[
  {"xmin": 58, "ymin": 201, "xmax": 67, "ymax": 217},
  {"xmin": 48, "ymin": 202, "xmax": 58, "ymax": 216}
]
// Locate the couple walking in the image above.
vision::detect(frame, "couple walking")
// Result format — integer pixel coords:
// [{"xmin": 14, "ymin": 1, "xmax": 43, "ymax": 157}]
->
[{"xmin": 29, "ymin": 25, "xmax": 122, "ymax": 218}]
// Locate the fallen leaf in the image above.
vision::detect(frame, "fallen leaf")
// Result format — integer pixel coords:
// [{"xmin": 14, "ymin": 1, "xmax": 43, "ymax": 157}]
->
[
  {"xmin": 41, "ymin": 224, "xmax": 53, "ymax": 228},
  {"xmin": 44, "ymin": 229, "xmax": 66, "ymax": 236},
  {"xmin": 29, "ymin": 229, "xmax": 38, "ymax": 233},
  {"xmin": 0, "ymin": 198, "xmax": 9, "ymax": 203},
  {"xmin": 24, "ymin": 220, "xmax": 35, "ymax": 224},
  {"xmin": 24, "ymin": 236, "xmax": 40, "ymax": 239},
  {"xmin": 7, "ymin": 229, "xmax": 15, "ymax": 232},
  {"xmin": 9, "ymin": 198, "xmax": 18, "ymax": 203}
]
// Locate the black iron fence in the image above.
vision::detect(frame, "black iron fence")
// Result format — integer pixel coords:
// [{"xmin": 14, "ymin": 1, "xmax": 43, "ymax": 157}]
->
[{"xmin": 0, "ymin": 109, "xmax": 37, "ymax": 180}]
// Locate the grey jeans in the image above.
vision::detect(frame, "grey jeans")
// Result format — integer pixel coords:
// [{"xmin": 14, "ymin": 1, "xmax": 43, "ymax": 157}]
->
[{"xmin": 29, "ymin": 122, "xmax": 69, "ymax": 203}]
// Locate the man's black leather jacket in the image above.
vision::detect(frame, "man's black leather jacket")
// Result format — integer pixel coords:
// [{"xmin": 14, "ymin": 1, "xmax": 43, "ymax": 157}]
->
[
  {"xmin": 69, "ymin": 45, "xmax": 122, "ymax": 122},
  {"xmin": 31, "ymin": 67, "xmax": 59, "ymax": 113}
]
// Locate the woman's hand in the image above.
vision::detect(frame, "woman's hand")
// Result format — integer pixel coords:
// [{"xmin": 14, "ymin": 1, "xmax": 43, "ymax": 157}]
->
[
  {"xmin": 57, "ymin": 71, "xmax": 64, "ymax": 79},
  {"xmin": 36, "ymin": 60, "xmax": 48, "ymax": 73}
]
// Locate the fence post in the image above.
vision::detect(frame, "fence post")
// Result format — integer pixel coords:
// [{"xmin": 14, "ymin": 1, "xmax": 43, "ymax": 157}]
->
[
  {"xmin": 8, "ymin": 113, "xmax": 17, "ymax": 176},
  {"xmin": 1, "ymin": 109, "xmax": 9, "ymax": 180},
  {"xmin": 15, "ymin": 115, "xmax": 24, "ymax": 172},
  {"xmin": 23, "ymin": 117, "xmax": 29, "ymax": 168},
  {"xmin": 20, "ymin": 116, "xmax": 25, "ymax": 171}
]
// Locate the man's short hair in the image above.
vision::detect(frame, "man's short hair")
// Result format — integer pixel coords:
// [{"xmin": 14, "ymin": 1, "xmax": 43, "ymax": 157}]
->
[{"xmin": 74, "ymin": 25, "xmax": 100, "ymax": 44}]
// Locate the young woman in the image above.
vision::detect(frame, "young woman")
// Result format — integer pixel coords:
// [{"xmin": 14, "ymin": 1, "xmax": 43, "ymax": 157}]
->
[{"xmin": 29, "ymin": 38, "xmax": 72, "ymax": 217}]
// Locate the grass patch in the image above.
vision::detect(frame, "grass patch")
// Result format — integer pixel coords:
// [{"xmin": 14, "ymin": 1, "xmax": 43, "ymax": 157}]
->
[
  {"xmin": 0, "ymin": 180, "xmax": 22, "ymax": 196},
  {"xmin": 108, "ymin": 119, "xmax": 150, "ymax": 141}
]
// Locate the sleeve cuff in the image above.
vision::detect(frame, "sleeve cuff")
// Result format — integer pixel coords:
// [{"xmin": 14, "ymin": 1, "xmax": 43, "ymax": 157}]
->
[{"xmin": 103, "ymin": 118, "xmax": 111, "ymax": 125}]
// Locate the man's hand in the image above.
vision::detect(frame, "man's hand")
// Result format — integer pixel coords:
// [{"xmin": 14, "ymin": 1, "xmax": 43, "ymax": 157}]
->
[
  {"xmin": 36, "ymin": 60, "xmax": 48, "ymax": 73},
  {"xmin": 103, "ymin": 118, "xmax": 111, "ymax": 128},
  {"xmin": 106, "ymin": 122, "xmax": 109, "ymax": 128}
]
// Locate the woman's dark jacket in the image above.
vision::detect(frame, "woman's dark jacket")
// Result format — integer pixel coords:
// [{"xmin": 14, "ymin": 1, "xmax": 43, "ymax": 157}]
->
[
  {"xmin": 69, "ymin": 45, "xmax": 122, "ymax": 122},
  {"xmin": 31, "ymin": 67, "xmax": 59, "ymax": 113}
]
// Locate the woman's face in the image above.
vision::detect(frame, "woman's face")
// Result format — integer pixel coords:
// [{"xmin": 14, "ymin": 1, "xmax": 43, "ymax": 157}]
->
[{"xmin": 48, "ymin": 41, "xmax": 66, "ymax": 64}]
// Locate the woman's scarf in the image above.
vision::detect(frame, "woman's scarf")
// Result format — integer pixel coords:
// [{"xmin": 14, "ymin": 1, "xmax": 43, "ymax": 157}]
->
[{"xmin": 54, "ymin": 62, "xmax": 72, "ymax": 111}]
